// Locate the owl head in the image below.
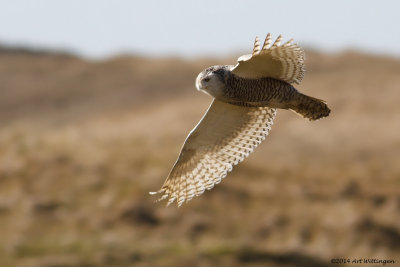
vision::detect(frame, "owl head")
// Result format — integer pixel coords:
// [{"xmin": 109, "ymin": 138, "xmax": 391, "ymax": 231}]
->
[{"xmin": 196, "ymin": 65, "xmax": 231, "ymax": 98}]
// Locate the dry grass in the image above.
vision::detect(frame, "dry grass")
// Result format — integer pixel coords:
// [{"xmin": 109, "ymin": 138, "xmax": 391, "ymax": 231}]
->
[{"xmin": 0, "ymin": 48, "xmax": 399, "ymax": 267}]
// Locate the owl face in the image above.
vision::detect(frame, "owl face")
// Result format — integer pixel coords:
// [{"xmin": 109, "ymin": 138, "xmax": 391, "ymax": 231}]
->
[{"xmin": 196, "ymin": 65, "xmax": 229, "ymax": 98}]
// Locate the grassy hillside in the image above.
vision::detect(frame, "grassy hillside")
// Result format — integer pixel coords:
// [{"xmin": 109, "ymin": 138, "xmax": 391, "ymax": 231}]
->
[{"xmin": 0, "ymin": 47, "xmax": 399, "ymax": 267}]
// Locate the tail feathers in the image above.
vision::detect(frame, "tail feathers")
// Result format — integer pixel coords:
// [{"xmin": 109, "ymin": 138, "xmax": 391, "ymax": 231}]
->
[{"xmin": 291, "ymin": 94, "xmax": 330, "ymax": 121}]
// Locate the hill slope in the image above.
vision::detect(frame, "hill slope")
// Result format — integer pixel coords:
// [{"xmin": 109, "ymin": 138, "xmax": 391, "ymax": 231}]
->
[{"xmin": 0, "ymin": 48, "xmax": 399, "ymax": 267}]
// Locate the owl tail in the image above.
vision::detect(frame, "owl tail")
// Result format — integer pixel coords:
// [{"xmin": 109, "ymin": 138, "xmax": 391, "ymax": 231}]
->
[{"xmin": 290, "ymin": 93, "xmax": 330, "ymax": 121}]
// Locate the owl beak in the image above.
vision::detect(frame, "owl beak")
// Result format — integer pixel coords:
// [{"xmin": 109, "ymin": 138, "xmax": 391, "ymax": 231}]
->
[{"xmin": 195, "ymin": 73, "xmax": 204, "ymax": 91}]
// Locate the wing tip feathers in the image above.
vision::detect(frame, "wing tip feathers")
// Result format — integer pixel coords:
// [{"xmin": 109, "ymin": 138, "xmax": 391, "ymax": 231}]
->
[{"xmin": 253, "ymin": 36, "xmax": 261, "ymax": 55}]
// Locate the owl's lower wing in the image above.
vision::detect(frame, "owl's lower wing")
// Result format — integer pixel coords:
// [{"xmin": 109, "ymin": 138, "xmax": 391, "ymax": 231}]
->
[
  {"xmin": 150, "ymin": 99, "xmax": 276, "ymax": 206},
  {"xmin": 231, "ymin": 33, "xmax": 305, "ymax": 84}
]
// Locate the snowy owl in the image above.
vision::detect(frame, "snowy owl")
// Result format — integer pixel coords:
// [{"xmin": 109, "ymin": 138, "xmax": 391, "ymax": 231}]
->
[{"xmin": 151, "ymin": 33, "xmax": 330, "ymax": 206}]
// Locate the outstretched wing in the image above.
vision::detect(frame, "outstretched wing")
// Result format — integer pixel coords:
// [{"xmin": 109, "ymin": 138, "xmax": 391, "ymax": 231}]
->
[
  {"xmin": 231, "ymin": 33, "xmax": 305, "ymax": 84},
  {"xmin": 150, "ymin": 99, "xmax": 276, "ymax": 206}
]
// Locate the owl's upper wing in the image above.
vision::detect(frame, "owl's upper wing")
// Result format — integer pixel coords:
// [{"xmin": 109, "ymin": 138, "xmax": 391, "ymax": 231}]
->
[
  {"xmin": 150, "ymin": 99, "xmax": 276, "ymax": 206},
  {"xmin": 231, "ymin": 33, "xmax": 305, "ymax": 84}
]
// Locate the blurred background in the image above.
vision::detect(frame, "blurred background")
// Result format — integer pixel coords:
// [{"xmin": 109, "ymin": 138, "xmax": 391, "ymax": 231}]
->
[{"xmin": 1, "ymin": 1, "xmax": 400, "ymax": 266}]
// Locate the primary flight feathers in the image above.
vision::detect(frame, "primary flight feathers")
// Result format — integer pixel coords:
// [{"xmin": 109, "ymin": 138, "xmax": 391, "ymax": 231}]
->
[
  {"xmin": 150, "ymin": 100, "xmax": 276, "ymax": 206},
  {"xmin": 232, "ymin": 33, "xmax": 305, "ymax": 84}
]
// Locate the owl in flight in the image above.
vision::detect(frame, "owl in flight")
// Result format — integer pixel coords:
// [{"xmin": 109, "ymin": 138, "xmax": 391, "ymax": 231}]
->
[{"xmin": 151, "ymin": 34, "xmax": 330, "ymax": 206}]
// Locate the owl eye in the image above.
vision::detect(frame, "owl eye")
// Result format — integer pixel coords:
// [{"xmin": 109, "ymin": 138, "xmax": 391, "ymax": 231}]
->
[{"xmin": 203, "ymin": 78, "xmax": 211, "ymax": 82}]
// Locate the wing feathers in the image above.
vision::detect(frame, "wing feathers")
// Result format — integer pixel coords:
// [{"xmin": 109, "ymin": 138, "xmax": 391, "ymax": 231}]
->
[
  {"xmin": 283, "ymin": 38, "xmax": 293, "ymax": 47},
  {"xmin": 231, "ymin": 33, "xmax": 305, "ymax": 84},
  {"xmin": 151, "ymin": 100, "xmax": 276, "ymax": 206},
  {"xmin": 271, "ymin": 34, "xmax": 283, "ymax": 48},
  {"xmin": 253, "ymin": 36, "xmax": 261, "ymax": 55},
  {"xmin": 261, "ymin": 33, "xmax": 272, "ymax": 51}
]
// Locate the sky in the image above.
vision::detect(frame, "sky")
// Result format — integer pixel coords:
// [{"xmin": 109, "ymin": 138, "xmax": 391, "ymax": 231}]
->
[{"xmin": 0, "ymin": 0, "xmax": 399, "ymax": 59}]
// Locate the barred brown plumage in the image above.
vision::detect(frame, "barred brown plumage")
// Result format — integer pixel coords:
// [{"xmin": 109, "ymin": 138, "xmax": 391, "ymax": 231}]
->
[{"xmin": 151, "ymin": 33, "xmax": 330, "ymax": 206}]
